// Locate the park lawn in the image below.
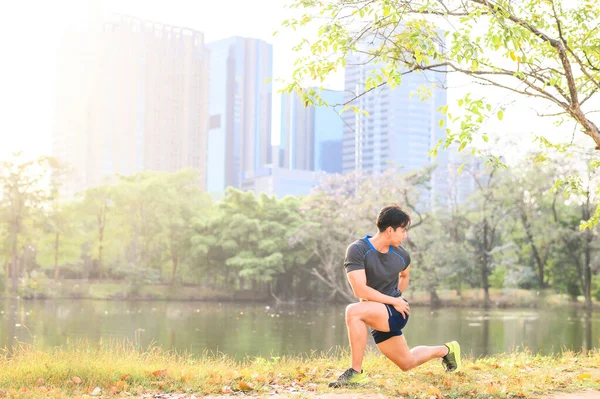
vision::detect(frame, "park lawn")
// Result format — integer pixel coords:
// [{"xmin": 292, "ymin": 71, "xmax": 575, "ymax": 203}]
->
[{"xmin": 0, "ymin": 341, "xmax": 599, "ymax": 399}]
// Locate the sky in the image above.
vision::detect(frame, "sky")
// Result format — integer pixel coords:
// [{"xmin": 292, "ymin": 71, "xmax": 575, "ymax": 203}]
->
[{"xmin": 1, "ymin": 0, "xmax": 595, "ymax": 164}]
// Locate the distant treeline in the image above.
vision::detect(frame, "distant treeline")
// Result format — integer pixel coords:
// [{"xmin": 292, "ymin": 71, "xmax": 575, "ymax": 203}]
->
[{"xmin": 1, "ymin": 152, "xmax": 599, "ymax": 307}]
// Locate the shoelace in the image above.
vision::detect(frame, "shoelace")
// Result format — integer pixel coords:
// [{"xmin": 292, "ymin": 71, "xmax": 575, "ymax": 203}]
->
[{"xmin": 340, "ymin": 368, "xmax": 356, "ymax": 379}]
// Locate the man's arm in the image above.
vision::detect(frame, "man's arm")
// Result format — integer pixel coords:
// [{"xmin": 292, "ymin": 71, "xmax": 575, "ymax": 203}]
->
[
  {"xmin": 347, "ymin": 270, "xmax": 402, "ymax": 306},
  {"xmin": 398, "ymin": 265, "xmax": 410, "ymax": 294}
]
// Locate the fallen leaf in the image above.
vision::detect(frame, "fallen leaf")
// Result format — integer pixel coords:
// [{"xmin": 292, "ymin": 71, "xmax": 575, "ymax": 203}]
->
[
  {"xmin": 577, "ymin": 373, "xmax": 591, "ymax": 380},
  {"xmin": 238, "ymin": 381, "xmax": 254, "ymax": 391},
  {"xmin": 72, "ymin": 376, "xmax": 82, "ymax": 384},
  {"xmin": 109, "ymin": 386, "xmax": 119, "ymax": 395},
  {"xmin": 34, "ymin": 378, "xmax": 45, "ymax": 387},
  {"xmin": 119, "ymin": 374, "xmax": 130, "ymax": 381},
  {"xmin": 152, "ymin": 369, "xmax": 168, "ymax": 378}
]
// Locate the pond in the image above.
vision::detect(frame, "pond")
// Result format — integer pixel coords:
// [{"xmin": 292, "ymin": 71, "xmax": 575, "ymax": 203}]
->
[{"xmin": 1, "ymin": 299, "xmax": 598, "ymax": 359}]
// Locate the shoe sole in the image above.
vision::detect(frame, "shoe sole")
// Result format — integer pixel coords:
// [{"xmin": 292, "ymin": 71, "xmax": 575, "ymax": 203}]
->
[
  {"xmin": 451, "ymin": 341, "xmax": 462, "ymax": 372},
  {"xmin": 328, "ymin": 376, "xmax": 370, "ymax": 388}
]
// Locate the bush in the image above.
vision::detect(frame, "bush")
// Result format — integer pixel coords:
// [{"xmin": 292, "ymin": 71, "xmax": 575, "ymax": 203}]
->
[
  {"xmin": 593, "ymin": 274, "xmax": 600, "ymax": 302},
  {"xmin": 17, "ymin": 271, "xmax": 49, "ymax": 299}
]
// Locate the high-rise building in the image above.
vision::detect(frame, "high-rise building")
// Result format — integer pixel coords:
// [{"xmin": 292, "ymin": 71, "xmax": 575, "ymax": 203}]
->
[
  {"xmin": 206, "ymin": 37, "xmax": 273, "ymax": 193},
  {"xmin": 342, "ymin": 45, "xmax": 449, "ymax": 207},
  {"xmin": 53, "ymin": 15, "xmax": 209, "ymax": 196},
  {"xmin": 279, "ymin": 90, "xmax": 344, "ymax": 173}
]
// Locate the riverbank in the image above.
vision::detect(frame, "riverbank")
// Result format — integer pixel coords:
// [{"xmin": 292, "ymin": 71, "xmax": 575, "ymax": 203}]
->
[
  {"xmin": 1, "ymin": 342, "xmax": 599, "ymax": 399},
  {"xmin": 4, "ymin": 279, "xmax": 599, "ymax": 310}
]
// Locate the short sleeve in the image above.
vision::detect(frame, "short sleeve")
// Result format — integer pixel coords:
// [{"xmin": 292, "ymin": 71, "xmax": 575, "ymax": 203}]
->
[
  {"xmin": 344, "ymin": 244, "xmax": 365, "ymax": 273},
  {"xmin": 405, "ymin": 252, "xmax": 411, "ymax": 269}
]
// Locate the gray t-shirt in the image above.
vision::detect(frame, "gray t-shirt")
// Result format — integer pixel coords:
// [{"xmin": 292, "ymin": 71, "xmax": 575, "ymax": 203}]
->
[{"xmin": 344, "ymin": 235, "xmax": 411, "ymax": 298}]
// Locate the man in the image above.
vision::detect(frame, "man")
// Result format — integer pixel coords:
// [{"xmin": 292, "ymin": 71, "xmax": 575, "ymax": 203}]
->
[{"xmin": 329, "ymin": 204, "xmax": 461, "ymax": 388}]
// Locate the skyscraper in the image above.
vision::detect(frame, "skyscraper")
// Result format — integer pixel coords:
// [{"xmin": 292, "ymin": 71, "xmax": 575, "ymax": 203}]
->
[
  {"xmin": 53, "ymin": 15, "xmax": 209, "ymax": 196},
  {"xmin": 342, "ymin": 48, "xmax": 449, "ymax": 206},
  {"xmin": 206, "ymin": 37, "xmax": 273, "ymax": 193},
  {"xmin": 279, "ymin": 90, "xmax": 344, "ymax": 173}
]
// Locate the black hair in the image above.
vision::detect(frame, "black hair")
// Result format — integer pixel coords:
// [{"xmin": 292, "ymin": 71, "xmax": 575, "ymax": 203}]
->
[{"xmin": 376, "ymin": 204, "xmax": 411, "ymax": 232}]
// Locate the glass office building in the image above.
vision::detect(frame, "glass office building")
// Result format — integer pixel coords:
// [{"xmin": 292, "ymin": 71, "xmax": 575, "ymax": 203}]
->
[
  {"xmin": 206, "ymin": 36, "xmax": 273, "ymax": 193},
  {"xmin": 279, "ymin": 90, "xmax": 344, "ymax": 174}
]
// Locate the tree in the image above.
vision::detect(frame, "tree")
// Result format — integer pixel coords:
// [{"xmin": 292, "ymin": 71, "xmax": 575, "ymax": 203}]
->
[
  {"xmin": 151, "ymin": 170, "xmax": 212, "ymax": 285},
  {"xmin": 549, "ymin": 153, "xmax": 600, "ymax": 308},
  {"xmin": 0, "ymin": 154, "xmax": 59, "ymax": 293},
  {"xmin": 79, "ymin": 185, "xmax": 114, "ymax": 279},
  {"xmin": 33, "ymin": 160, "xmax": 84, "ymax": 279},
  {"xmin": 35, "ymin": 201, "xmax": 83, "ymax": 279},
  {"xmin": 464, "ymin": 163, "xmax": 509, "ymax": 307},
  {"xmin": 500, "ymin": 162, "xmax": 560, "ymax": 289},
  {"xmin": 282, "ymin": 0, "xmax": 600, "ymax": 225},
  {"xmin": 294, "ymin": 167, "xmax": 431, "ymax": 302}
]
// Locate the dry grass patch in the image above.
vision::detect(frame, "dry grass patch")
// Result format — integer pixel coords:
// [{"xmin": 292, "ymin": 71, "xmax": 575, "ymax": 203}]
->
[{"xmin": 0, "ymin": 341, "xmax": 598, "ymax": 399}]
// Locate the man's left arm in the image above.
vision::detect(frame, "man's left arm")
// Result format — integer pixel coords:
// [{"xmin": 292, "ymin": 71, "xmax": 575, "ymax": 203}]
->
[{"xmin": 398, "ymin": 265, "xmax": 410, "ymax": 294}]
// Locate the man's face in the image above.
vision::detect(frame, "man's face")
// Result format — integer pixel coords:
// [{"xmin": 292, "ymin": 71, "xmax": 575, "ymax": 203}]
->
[{"xmin": 389, "ymin": 225, "xmax": 409, "ymax": 246}]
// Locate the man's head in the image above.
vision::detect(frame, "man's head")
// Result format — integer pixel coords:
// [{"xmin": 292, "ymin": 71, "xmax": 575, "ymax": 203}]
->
[{"xmin": 376, "ymin": 204, "xmax": 411, "ymax": 246}]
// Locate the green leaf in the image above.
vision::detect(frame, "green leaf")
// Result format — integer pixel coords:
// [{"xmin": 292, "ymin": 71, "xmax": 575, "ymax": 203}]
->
[
  {"xmin": 497, "ymin": 110, "xmax": 504, "ymax": 120},
  {"xmin": 439, "ymin": 119, "xmax": 445, "ymax": 127}
]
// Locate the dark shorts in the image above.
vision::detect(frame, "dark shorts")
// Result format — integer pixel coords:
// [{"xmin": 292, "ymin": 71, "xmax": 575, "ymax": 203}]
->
[{"xmin": 371, "ymin": 301, "xmax": 409, "ymax": 344}]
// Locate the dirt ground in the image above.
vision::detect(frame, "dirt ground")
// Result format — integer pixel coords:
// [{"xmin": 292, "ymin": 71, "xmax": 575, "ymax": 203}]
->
[
  {"xmin": 193, "ymin": 389, "xmax": 600, "ymax": 399},
  {"xmin": 549, "ymin": 391, "xmax": 600, "ymax": 399}
]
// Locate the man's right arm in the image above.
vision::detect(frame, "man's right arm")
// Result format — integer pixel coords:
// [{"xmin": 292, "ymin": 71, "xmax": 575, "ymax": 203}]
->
[
  {"xmin": 344, "ymin": 244, "xmax": 402, "ymax": 306},
  {"xmin": 346, "ymin": 270, "xmax": 402, "ymax": 306}
]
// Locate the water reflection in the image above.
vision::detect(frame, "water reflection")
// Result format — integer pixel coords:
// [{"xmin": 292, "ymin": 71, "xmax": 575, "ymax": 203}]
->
[{"xmin": 0, "ymin": 299, "xmax": 598, "ymax": 359}]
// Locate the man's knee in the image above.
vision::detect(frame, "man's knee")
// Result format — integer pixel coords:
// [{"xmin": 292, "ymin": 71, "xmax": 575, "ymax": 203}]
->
[
  {"xmin": 398, "ymin": 361, "xmax": 414, "ymax": 372},
  {"xmin": 387, "ymin": 354, "xmax": 413, "ymax": 371},
  {"xmin": 345, "ymin": 303, "xmax": 361, "ymax": 320}
]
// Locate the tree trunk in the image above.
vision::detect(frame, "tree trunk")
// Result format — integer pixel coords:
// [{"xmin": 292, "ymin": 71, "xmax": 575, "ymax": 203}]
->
[
  {"xmin": 429, "ymin": 289, "xmax": 441, "ymax": 308},
  {"xmin": 97, "ymin": 202, "xmax": 107, "ymax": 279},
  {"xmin": 482, "ymin": 264, "xmax": 490, "ymax": 308},
  {"xmin": 520, "ymin": 210, "xmax": 546, "ymax": 288},
  {"xmin": 171, "ymin": 254, "xmax": 178, "ymax": 286},
  {"xmin": 482, "ymin": 219, "xmax": 491, "ymax": 308},
  {"xmin": 10, "ymin": 235, "xmax": 19, "ymax": 294},
  {"xmin": 583, "ymin": 200, "xmax": 593, "ymax": 309},
  {"xmin": 54, "ymin": 232, "xmax": 60, "ymax": 280}
]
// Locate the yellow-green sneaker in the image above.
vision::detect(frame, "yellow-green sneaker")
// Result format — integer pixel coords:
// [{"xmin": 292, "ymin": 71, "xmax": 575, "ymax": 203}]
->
[
  {"xmin": 442, "ymin": 341, "xmax": 462, "ymax": 372},
  {"xmin": 328, "ymin": 368, "xmax": 369, "ymax": 388}
]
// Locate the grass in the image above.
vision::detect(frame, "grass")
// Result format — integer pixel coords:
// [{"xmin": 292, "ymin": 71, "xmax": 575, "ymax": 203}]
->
[{"xmin": 0, "ymin": 340, "xmax": 599, "ymax": 399}]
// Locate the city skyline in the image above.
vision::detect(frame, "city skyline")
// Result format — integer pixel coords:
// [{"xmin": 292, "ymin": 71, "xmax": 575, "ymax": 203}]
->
[{"xmin": 4, "ymin": 0, "xmax": 583, "ymax": 166}]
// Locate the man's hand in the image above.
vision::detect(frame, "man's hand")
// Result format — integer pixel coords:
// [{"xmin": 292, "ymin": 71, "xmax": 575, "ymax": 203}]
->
[{"xmin": 393, "ymin": 297, "xmax": 410, "ymax": 319}]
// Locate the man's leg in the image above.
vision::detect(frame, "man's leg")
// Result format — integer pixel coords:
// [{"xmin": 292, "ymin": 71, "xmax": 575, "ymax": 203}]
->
[
  {"xmin": 376, "ymin": 334, "xmax": 448, "ymax": 371},
  {"xmin": 345, "ymin": 301, "xmax": 391, "ymax": 371},
  {"xmin": 329, "ymin": 301, "xmax": 391, "ymax": 387}
]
